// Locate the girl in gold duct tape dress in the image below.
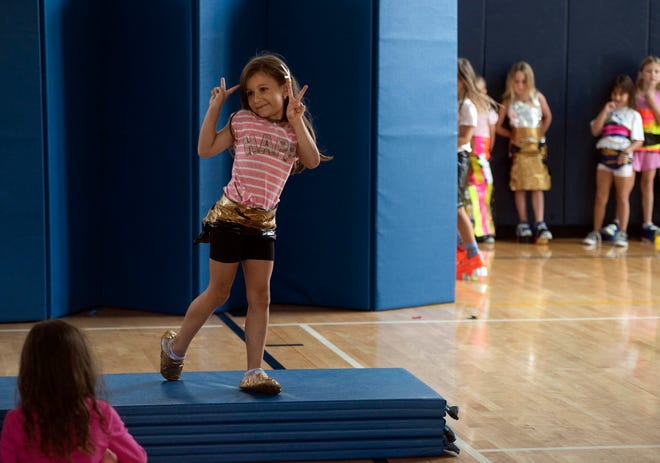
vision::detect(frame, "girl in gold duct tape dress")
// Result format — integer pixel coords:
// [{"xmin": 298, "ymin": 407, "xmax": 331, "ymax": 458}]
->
[
  {"xmin": 496, "ymin": 61, "xmax": 553, "ymax": 243},
  {"xmin": 159, "ymin": 54, "xmax": 327, "ymax": 395}
]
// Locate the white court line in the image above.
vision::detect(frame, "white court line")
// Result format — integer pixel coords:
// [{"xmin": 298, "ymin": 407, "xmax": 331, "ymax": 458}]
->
[
  {"xmin": 298, "ymin": 324, "xmax": 493, "ymax": 463},
  {"xmin": 271, "ymin": 315, "xmax": 660, "ymax": 327},
  {"xmin": 299, "ymin": 324, "xmax": 364, "ymax": 368},
  {"xmin": 455, "ymin": 437, "xmax": 493, "ymax": 463},
  {"xmin": 480, "ymin": 444, "xmax": 660, "ymax": 453}
]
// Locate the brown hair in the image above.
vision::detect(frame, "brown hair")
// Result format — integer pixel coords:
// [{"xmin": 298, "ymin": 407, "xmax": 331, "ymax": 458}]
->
[
  {"xmin": 238, "ymin": 53, "xmax": 331, "ymax": 172},
  {"xmin": 18, "ymin": 319, "xmax": 104, "ymax": 460},
  {"xmin": 608, "ymin": 74, "xmax": 637, "ymax": 109}
]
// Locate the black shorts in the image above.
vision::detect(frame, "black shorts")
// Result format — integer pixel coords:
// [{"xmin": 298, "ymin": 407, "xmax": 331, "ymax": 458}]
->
[
  {"xmin": 457, "ymin": 150, "xmax": 470, "ymax": 208},
  {"xmin": 209, "ymin": 226, "xmax": 275, "ymax": 263}
]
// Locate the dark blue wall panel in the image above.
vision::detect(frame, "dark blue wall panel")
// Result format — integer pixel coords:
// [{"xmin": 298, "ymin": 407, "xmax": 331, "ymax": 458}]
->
[
  {"xmin": 565, "ymin": 0, "xmax": 649, "ymax": 224},
  {"xmin": 460, "ymin": 0, "xmax": 659, "ymax": 230},
  {"xmin": 652, "ymin": 1, "xmax": 660, "ymax": 57},
  {"xmin": 99, "ymin": 0, "xmax": 194, "ymax": 314},
  {"xmin": 484, "ymin": 0, "xmax": 568, "ymax": 227},
  {"xmin": 0, "ymin": 0, "xmax": 47, "ymax": 322},
  {"xmin": 458, "ymin": 0, "xmax": 485, "ymax": 75},
  {"xmin": 43, "ymin": 0, "xmax": 103, "ymax": 318},
  {"xmin": 375, "ymin": 0, "xmax": 456, "ymax": 309},
  {"xmin": 267, "ymin": 0, "xmax": 374, "ymax": 309}
]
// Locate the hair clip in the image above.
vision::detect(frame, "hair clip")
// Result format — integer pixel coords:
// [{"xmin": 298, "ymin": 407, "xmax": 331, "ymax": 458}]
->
[{"xmin": 280, "ymin": 64, "xmax": 291, "ymax": 80}]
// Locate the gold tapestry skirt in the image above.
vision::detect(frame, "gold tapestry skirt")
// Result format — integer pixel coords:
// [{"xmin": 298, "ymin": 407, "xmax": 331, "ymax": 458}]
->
[{"xmin": 509, "ymin": 127, "xmax": 551, "ymax": 191}]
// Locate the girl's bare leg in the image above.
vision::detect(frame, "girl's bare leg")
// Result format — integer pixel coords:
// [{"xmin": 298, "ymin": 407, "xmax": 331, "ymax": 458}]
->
[
  {"xmin": 514, "ymin": 190, "xmax": 528, "ymax": 223},
  {"xmin": 239, "ymin": 259, "xmax": 281, "ymax": 395},
  {"xmin": 171, "ymin": 260, "xmax": 239, "ymax": 357},
  {"xmin": 593, "ymin": 170, "xmax": 613, "ymax": 231},
  {"xmin": 531, "ymin": 190, "xmax": 545, "ymax": 224},
  {"xmin": 613, "ymin": 174, "xmax": 634, "ymax": 232},
  {"xmin": 241, "ymin": 259, "xmax": 274, "ymax": 370},
  {"xmin": 640, "ymin": 169, "xmax": 657, "ymax": 224}
]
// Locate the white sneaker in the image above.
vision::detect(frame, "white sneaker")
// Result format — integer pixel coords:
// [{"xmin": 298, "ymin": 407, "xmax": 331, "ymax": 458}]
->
[
  {"xmin": 582, "ymin": 231, "xmax": 601, "ymax": 246},
  {"xmin": 614, "ymin": 231, "xmax": 628, "ymax": 248}
]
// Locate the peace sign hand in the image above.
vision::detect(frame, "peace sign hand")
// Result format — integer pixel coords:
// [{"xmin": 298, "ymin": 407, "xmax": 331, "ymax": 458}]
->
[
  {"xmin": 286, "ymin": 80, "xmax": 308, "ymax": 124},
  {"xmin": 209, "ymin": 77, "xmax": 239, "ymax": 108}
]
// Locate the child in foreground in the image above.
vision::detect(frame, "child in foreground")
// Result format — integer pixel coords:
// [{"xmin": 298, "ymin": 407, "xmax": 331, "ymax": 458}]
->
[{"xmin": 0, "ymin": 319, "xmax": 147, "ymax": 463}]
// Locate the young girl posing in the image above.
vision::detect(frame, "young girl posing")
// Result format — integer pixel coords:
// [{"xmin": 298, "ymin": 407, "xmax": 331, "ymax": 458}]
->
[
  {"xmin": 632, "ymin": 56, "xmax": 660, "ymax": 241},
  {"xmin": 466, "ymin": 76, "xmax": 498, "ymax": 244},
  {"xmin": 496, "ymin": 61, "xmax": 553, "ymax": 244},
  {"xmin": 583, "ymin": 75, "xmax": 644, "ymax": 248},
  {"xmin": 160, "ymin": 53, "xmax": 323, "ymax": 395},
  {"xmin": 0, "ymin": 320, "xmax": 147, "ymax": 463},
  {"xmin": 456, "ymin": 58, "xmax": 495, "ymax": 280}
]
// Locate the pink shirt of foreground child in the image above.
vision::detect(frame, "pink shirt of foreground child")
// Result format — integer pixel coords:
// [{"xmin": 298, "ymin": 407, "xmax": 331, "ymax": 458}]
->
[{"xmin": 1, "ymin": 400, "xmax": 146, "ymax": 463}]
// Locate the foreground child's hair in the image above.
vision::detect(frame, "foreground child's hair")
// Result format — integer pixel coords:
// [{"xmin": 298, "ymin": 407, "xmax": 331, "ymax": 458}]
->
[{"xmin": 18, "ymin": 319, "xmax": 104, "ymax": 459}]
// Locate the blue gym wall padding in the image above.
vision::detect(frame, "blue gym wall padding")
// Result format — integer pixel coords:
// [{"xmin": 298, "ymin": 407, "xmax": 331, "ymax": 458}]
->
[
  {"xmin": 267, "ymin": 0, "xmax": 457, "ymax": 310},
  {"xmin": 6, "ymin": 0, "xmax": 660, "ymax": 322},
  {"xmin": 266, "ymin": 0, "xmax": 375, "ymax": 309},
  {"xmin": 374, "ymin": 0, "xmax": 457, "ymax": 309},
  {"xmin": 0, "ymin": 0, "xmax": 47, "ymax": 322},
  {"xmin": 43, "ymin": 0, "xmax": 104, "ymax": 318},
  {"xmin": 98, "ymin": 0, "xmax": 195, "ymax": 314}
]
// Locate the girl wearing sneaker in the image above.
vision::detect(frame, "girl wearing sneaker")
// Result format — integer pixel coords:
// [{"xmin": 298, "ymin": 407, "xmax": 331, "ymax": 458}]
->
[
  {"xmin": 0, "ymin": 320, "xmax": 147, "ymax": 463},
  {"xmin": 456, "ymin": 59, "xmax": 494, "ymax": 280},
  {"xmin": 495, "ymin": 61, "xmax": 553, "ymax": 244},
  {"xmin": 632, "ymin": 56, "xmax": 660, "ymax": 241},
  {"xmin": 159, "ymin": 54, "xmax": 325, "ymax": 395},
  {"xmin": 583, "ymin": 75, "xmax": 644, "ymax": 248}
]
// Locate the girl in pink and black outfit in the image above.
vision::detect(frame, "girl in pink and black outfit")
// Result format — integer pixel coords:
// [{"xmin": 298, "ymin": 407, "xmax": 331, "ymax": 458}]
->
[{"xmin": 159, "ymin": 53, "xmax": 325, "ymax": 395}]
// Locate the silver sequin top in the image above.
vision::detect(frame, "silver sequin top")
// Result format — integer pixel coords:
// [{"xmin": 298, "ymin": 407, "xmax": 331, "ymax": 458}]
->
[{"xmin": 508, "ymin": 94, "xmax": 542, "ymax": 128}]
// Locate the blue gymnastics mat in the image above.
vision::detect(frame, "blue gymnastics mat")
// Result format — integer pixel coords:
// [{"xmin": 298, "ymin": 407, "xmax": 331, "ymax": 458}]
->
[{"xmin": 0, "ymin": 368, "xmax": 457, "ymax": 461}]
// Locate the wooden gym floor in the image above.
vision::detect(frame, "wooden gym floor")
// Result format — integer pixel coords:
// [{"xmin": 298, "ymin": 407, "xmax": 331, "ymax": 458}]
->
[{"xmin": 0, "ymin": 239, "xmax": 658, "ymax": 463}]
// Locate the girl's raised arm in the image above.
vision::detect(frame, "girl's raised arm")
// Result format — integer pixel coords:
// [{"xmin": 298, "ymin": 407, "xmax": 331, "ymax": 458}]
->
[
  {"xmin": 198, "ymin": 77, "xmax": 239, "ymax": 158},
  {"xmin": 286, "ymin": 80, "xmax": 320, "ymax": 169}
]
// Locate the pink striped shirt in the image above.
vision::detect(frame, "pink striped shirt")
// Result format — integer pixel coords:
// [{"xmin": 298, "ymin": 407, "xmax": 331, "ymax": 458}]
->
[{"xmin": 224, "ymin": 110, "xmax": 299, "ymax": 210}]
